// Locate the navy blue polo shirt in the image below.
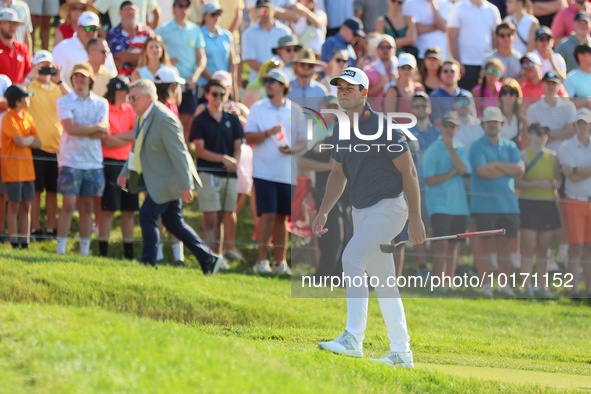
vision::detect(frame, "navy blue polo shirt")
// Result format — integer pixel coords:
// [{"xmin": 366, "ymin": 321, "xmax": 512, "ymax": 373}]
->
[
  {"xmin": 189, "ymin": 109, "xmax": 244, "ymax": 178},
  {"xmin": 331, "ymin": 103, "xmax": 410, "ymax": 209}
]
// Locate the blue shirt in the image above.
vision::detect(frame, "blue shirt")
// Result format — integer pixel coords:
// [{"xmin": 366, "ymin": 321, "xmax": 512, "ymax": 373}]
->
[
  {"xmin": 198, "ymin": 25, "xmax": 233, "ymax": 86},
  {"xmin": 422, "ymin": 138, "xmax": 470, "ymax": 216},
  {"xmin": 411, "ymin": 122, "xmax": 441, "ymax": 186},
  {"xmin": 288, "ymin": 79, "xmax": 327, "ymax": 111},
  {"xmin": 331, "ymin": 103, "xmax": 410, "ymax": 209},
  {"xmin": 470, "ymin": 135, "xmax": 523, "ymax": 214},
  {"xmin": 155, "ymin": 20, "xmax": 205, "ymax": 80},
  {"xmin": 241, "ymin": 21, "xmax": 292, "ymax": 83},
  {"xmin": 320, "ymin": 33, "xmax": 356, "ymax": 68},
  {"xmin": 429, "ymin": 87, "xmax": 473, "ymax": 122}
]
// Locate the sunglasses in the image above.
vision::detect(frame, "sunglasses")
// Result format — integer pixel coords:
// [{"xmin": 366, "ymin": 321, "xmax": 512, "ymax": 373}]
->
[
  {"xmin": 210, "ymin": 91, "xmax": 226, "ymax": 98},
  {"xmin": 399, "ymin": 64, "xmax": 413, "ymax": 70},
  {"xmin": 378, "ymin": 45, "xmax": 393, "ymax": 50},
  {"xmin": 264, "ymin": 79, "xmax": 278, "ymax": 85},
  {"xmin": 500, "ymin": 89, "xmax": 518, "ymax": 96},
  {"xmin": 412, "ymin": 104, "xmax": 427, "ymax": 109},
  {"xmin": 176, "ymin": 2, "xmax": 191, "ymax": 8},
  {"xmin": 456, "ymin": 99, "xmax": 471, "ymax": 107},
  {"xmin": 210, "ymin": 11, "xmax": 222, "ymax": 17},
  {"xmin": 521, "ymin": 61, "xmax": 536, "ymax": 68},
  {"xmin": 299, "ymin": 63, "xmax": 315, "ymax": 68},
  {"xmin": 335, "ymin": 58, "xmax": 348, "ymax": 64},
  {"xmin": 392, "ymin": 0, "xmax": 404, "ymax": 4},
  {"xmin": 282, "ymin": 46, "xmax": 301, "ymax": 53},
  {"xmin": 71, "ymin": 6, "xmax": 86, "ymax": 11},
  {"xmin": 486, "ymin": 68, "xmax": 502, "ymax": 77},
  {"xmin": 537, "ymin": 36, "xmax": 551, "ymax": 42},
  {"xmin": 497, "ymin": 33, "xmax": 513, "ymax": 38},
  {"xmin": 83, "ymin": 26, "xmax": 99, "ymax": 32},
  {"xmin": 442, "ymin": 68, "xmax": 456, "ymax": 74}
]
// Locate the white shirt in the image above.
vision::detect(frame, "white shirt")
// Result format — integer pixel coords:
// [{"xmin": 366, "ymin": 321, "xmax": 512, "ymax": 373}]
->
[
  {"xmin": 0, "ymin": 74, "xmax": 11, "ymax": 96},
  {"xmin": 56, "ymin": 90, "xmax": 109, "ymax": 170},
  {"xmin": 402, "ymin": 0, "xmax": 450, "ymax": 59},
  {"xmin": 454, "ymin": 115, "xmax": 483, "ymax": 165},
  {"xmin": 291, "ymin": 8, "xmax": 327, "ymax": 55},
  {"xmin": 533, "ymin": 49, "xmax": 567, "ymax": 76},
  {"xmin": 244, "ymin": 98, "xmax": 305, "ymax": 185},
  {"xmin": 504, "ymin": 13, "xmax": 537, "ymax": 56},
  {"xmin": 526, "ymin": 97, "xmax": 576, "ymax": 152},
  {"xmin": 501, "ymin": 113, "xmax": 520, "ymax": 140},
  {"xmin": 52, "ymin": 34, "xmax": 118, "ymax": 85},
  {"xmin": 447, "ymin": 0, "xmax": 501, "ymax": 66},
  {"xmin": 559, "ymin": 135, "xmax": 591, "ymax": 199}
]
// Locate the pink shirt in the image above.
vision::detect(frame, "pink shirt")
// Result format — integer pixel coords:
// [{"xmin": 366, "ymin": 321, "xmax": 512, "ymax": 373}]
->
[
  {"xmin": 473, "ymin": 81, "xmax": 503, "ymax": 117},
  {"xmin": 103, "ymin": 102, "xmax": 136, "ymax": 161},
  {"xmin": 363, "ymin": 62, "xmax": 396, "ymax": 112},
  {"xmin": 551, "ymin": 3, "xmax": 591, "ymax": 39}
]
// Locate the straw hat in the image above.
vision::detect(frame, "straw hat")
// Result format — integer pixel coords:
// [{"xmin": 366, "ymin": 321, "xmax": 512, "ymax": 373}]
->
[
  {"xmin": 58, "ymin": 0, "xmax": 99, "ymax": 21},
  {"xmin": 291, "ymin": 48, "xmax": 327, "ymax": 71}
]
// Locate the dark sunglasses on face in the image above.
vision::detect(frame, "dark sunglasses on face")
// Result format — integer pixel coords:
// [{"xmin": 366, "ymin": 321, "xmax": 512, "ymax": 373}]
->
[
  {"xmin": 83, "ymin": 26, "xmax": 98, "ymax": 32},
  {"xmin": 399, "ymin": 64, "xmax": 413, "ymax": 70},
  {"xmin": 412, "ymin": 104, "xmax": 427, "ymax": 109},
  {"xmin": 300, "ymin": 63, "xmax": 315, "ymax": 69},
  {"xmin": 264, "ymin": 79, "xmax": 278, "ymax": 85},
  {"xmin": 500, "ymin": 89, "xmax": 518, "ymax": 96},
  {"xmin": 378, "ymin": 45, "xmax": 393, "ymax": 50},
  {"xmin": 283, "ymin": 47, "xmax": 300, "ymax": 53},
  {"xmin": 335, "ymin": 58, "xmax": 348, "ymax": 64},
  {"xmin": 486, "ymin": 68, "xmax": 501, "ymax": 76},
  {"xmin": 537, "ymin": 36, "xmax": 551, "ymax": 42},
  {"xmin": 456, "ymin": 99, "xmax": 471, "ymax": 107},
  {"xmin": 521, "ymin": 61, "xmax": 536, "ymax": 68},
  {"xmin": 71, "ymin": 6, "xmax": 86, "ymax": 11},
  {"xmin": 211, "ymin": 11, "xmax": 222, "ymax": 17},
  {"xmin": 392, "ymin": 0, "xmax": 403, "ymax": 4},
  {"xmin": 176, "ymin": 2, "xmax": 190, "ymax": 8},
  {"xmin": 210, "ymin": 91, "xmax": 226, "ymax": 98}
]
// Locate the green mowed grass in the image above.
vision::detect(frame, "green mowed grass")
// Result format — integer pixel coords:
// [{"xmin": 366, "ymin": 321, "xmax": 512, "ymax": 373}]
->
[{"xmin": 1, "ymin": 249, "xmax": 591, "ymax": 392}]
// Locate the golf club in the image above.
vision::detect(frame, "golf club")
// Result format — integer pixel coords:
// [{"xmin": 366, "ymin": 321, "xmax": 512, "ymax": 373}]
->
[{"xmin": 379, "ymin": 228, "xmax": 506, "ymax": 253}]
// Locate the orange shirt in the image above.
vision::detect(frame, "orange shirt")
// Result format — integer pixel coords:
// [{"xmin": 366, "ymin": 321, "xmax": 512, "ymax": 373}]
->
[
  {"xmin": 102, "ymin": 102, "xmax": 136, "ymax": 161},
  {"xmin": 1, "ymin": 108, "xmax": 39, "ymax": 182}
]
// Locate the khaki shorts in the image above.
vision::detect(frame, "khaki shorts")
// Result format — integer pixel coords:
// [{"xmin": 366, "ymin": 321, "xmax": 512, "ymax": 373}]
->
[{"xmin": 196, "ymin": 172, "xmax": 238, "ymax": 212}]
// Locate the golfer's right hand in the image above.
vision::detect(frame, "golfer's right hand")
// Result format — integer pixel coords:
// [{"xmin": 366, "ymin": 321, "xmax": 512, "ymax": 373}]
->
[{"xmin": 312, "ymin": 213, "xmax": 328, "ymax": 237}]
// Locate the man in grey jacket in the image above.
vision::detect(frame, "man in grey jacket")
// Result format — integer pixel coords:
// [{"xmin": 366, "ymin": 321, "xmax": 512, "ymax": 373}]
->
[{"xmin": 117, "ymin": 79, "xmax": 223, "ymax": 274}]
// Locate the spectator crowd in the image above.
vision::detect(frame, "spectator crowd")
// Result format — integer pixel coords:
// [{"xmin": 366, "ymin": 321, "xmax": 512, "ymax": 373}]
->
[{"xmin": 0, "ymin": 0, "xmax": 590, "ymax": 297}]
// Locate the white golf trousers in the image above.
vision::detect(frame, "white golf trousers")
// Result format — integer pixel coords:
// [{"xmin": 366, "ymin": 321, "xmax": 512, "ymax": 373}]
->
[{"xmin": 342, "ymin": 196, "xmax": 411, "ymax": 353}]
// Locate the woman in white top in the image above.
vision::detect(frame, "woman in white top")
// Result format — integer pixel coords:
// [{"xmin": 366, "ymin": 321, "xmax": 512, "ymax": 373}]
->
[
  {"xmin": 498, "ymin": 78, "xmax": 528, "ymax": 148},
  {"xmin": 505, "ymin": 0, "xmax": 539, "ymax": 55},
  {"xmin": 320, "ymin": 49, "xmax": 349, "ymax": 94},
  {"xmin": 290, "ymin": 0, "xmax": 327, "ymax": 55}
]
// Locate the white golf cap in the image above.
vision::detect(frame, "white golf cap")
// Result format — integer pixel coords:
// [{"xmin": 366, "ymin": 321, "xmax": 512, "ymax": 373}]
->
[
  {"xmin": 32, "ymin": 50, "xmax": 53, "ymax": 65},
  {"xmin": 398, "ymin": 53, "xmax": 417, "ymax": 68},
  {"xmin": 482, "ymin": 106, "xmax": 504, "ymax": 123},
  {"xmin": 0, "ymin": 8, "xmax": 23, "ymax": 24},
  {"xmin": 576, "ymin": 107, "xmax": 591, "ymax": 123},
  {"xmin": 212, "ymin": 70, "xmax": 232, "ymax": 87},
  {"xmin": 377, "ymin": 34, "xmax": 395, "ymax": 48},
  {"xmin": 77, "ymin": 10, "xmax": 100, "ymax": 26},
  {"xmin": 154, "ymin": 65, "xmax": 186, "ymax": 84},
  {"xmin": 330, "ymin": 67, "xmax": 369, "ymax": 90}
]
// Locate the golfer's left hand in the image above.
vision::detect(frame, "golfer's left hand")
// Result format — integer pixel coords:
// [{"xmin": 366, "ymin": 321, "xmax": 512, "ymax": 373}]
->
[
  {"xmin": 181, "ymin": 189, "xmax": 194, "ymax": 204},
  {"xmin": 408, "ymin": 219, "xmax": 426, "ymax": 245},
  {"xmin": 312, "ymin": 212, "xmax": 328, "ymax": 237}
]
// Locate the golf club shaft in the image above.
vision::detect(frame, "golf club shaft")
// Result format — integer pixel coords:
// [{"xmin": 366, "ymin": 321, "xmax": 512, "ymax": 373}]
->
[{"xmin": 379, "ymin": 228, "xmax": 506, "ymax": 253}]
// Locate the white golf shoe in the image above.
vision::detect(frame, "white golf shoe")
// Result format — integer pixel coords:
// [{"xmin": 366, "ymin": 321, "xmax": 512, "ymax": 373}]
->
[
  {"xmin": 370, "ymin": 351, "xmax": 415, "ymax": 369},
  {"xmin": 318, "ymin": 331, "xmax": 363, "ymax": 358},
  {"xmin": 253, "ymin": 259, "xmax": 272, "ymax": 274},
  {"xmin": 272, "ymin": 261, "xmax": 291, "ymax": 275}
]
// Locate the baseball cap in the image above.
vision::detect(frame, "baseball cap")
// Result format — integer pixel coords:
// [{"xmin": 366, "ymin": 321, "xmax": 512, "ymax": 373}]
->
[
  {"xmin": 272, "ymin": 34, "xmax": 302, "ymax": 54},
  {"xmin": 482, "ymin": 107, "xmax": 504, "ymax": 123},
  {"xmin": 343, "ymin": 17, "xmax": 365, "ymax": 38},
  {"xmin": 262, "ymin": 69, "xmax": 289, "ymax": 86},
  {"xmin": 0, "ymin": 8, "xmax": 23, "ymax": 24},
  {"xmin": 256, "ymin": 0, "xmax": 272, "ymax": 7},
  {"xmin": 212, "ymin": 70, "xmax": 232, "ymax": 87},
  {"xmin": 442, "ymin": 111, "xmax": 460, "ymax": 126},
  {"xmin": 107, "ymin": 76, "xmax": 130, "ymax": 92},
  {"xmin": 535, "ymin": 26, "xmax": 553, "ymax": 39},
  {"xmin": 4, "ymin": 84, "xmax": 33, "ymax": 102},
  {"xmin": 32, "ymin": 50, "xmax": 53, "ymax": 65},
  {"xmin": 202, "ymin": 2, "xmax": 221, "ymax": 15},
  {"xmin": 528, "ymin": 122, "xmax": 550, "ymax": 134},
  {"xmin": 330, "ymin": 67, "xmax": 369, "ymax": 90},
  {"xmin": 377, "ymin": 34, "xmax": 395, "ymax": 48},
  {"xmin": 70, "ymin": 62, "xmax": 94, "ymax": 80},
  {"xmin": 576, "ymin": 108, "xmax": 591, "ymax": 122},
  {"xmin": 542, "ymin": 71, "xmax": 561, "ymax": 83},
  {"xmin": 155, "ymin": 65, "xmax": 186, "ymax": 84},
  {"xmin": 413, "ymin": 91, "xmax": 430, "ymax": 101},
  {"xmin": 398, "ymin": 53, "xmax": 417, "ymax": 68},
  {"xmin": 424, "ymin": 48, "xmax": 442, "ymax": 61},
  {"xmin": 520, "ymin": 52, "xmax": 542, "ymax": 66},
  {"xmin": 575, "ymin": 11, "xmax": 591, "ymax": 22},
  {"xmin": 77, "ymin": 10, "xmax": 100, "ymax": 26}
]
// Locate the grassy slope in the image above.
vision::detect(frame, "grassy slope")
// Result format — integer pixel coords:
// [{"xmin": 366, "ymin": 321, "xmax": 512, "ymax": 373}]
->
[{"xmin": 1, "ymin": 249, "xmax": 591, "ymax": 392}]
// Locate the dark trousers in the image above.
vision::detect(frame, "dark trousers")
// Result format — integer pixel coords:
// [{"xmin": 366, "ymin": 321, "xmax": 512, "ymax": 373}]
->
[{"xmin": 140, "ymin": 194, "xmax": 213, "ymax": 266}]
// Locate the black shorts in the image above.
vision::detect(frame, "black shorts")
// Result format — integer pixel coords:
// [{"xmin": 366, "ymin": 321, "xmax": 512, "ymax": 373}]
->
[
  {"xmin": 519, "ymin": 199, "xmax": 561, "ymax": 232},
  {"xmin": 431, "ymin": 214, "xmax": 468, "ymax": 242},
  {"xmin": 253, "ymin": 178, "xmax": 291, "ymax": 216},
  {"xmin": 32, "ymin": 149, "xmax": 58, "ymax": 193},
  {"xmin": 472, "ymin": 213, "xmax": 520, "ymax": 238},
  {"xmin": 101, "ymin": 159, "xmax": 139, "ymax": 212},
  {"xmin": 178, "ymin": 86, "xmax": 198, "ymax": 115}
]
